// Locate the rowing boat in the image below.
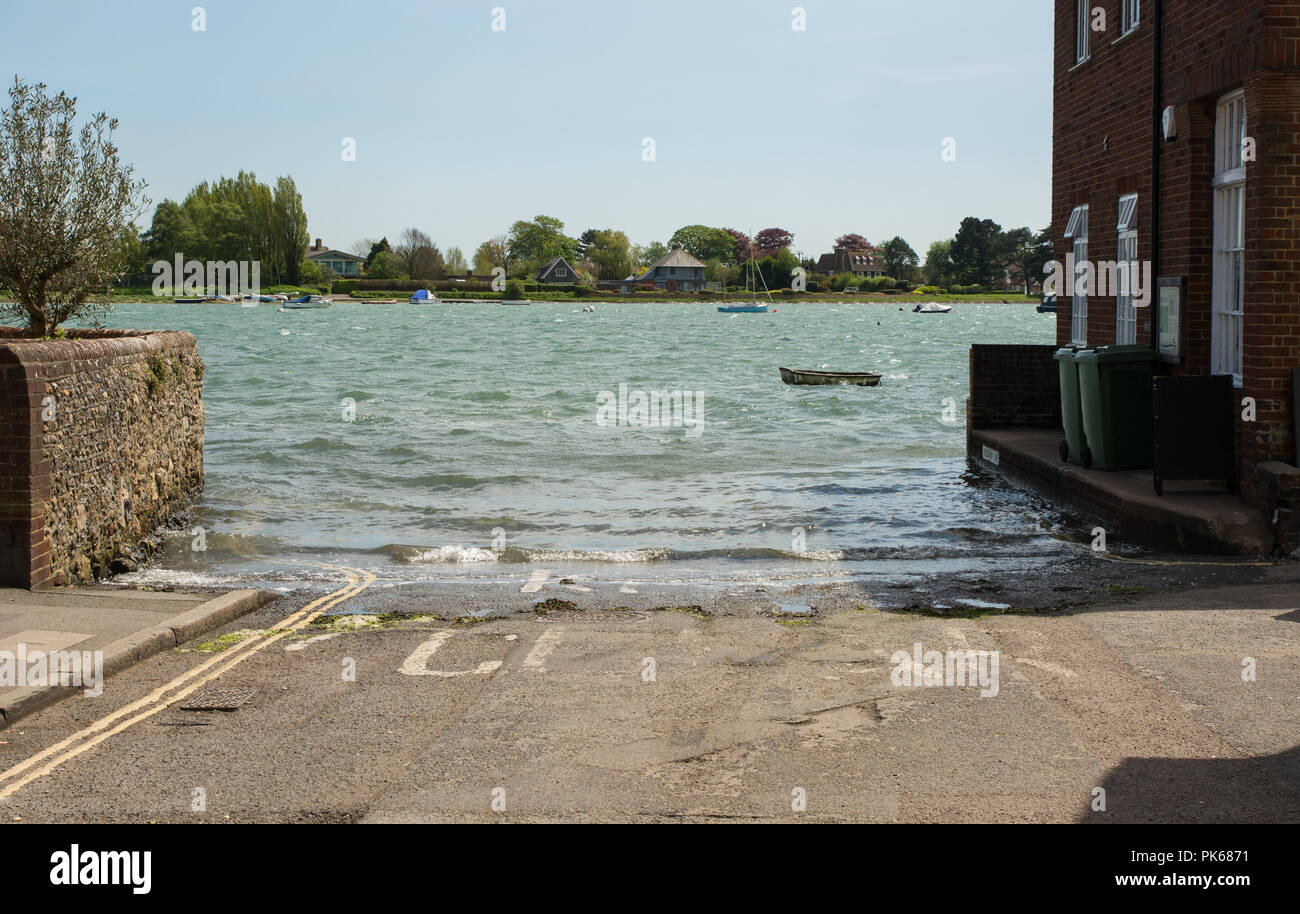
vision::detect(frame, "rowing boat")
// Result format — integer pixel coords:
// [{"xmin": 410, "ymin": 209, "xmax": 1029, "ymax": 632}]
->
[{"xmin": 779, "ymin": 367, "xmax": 882, "ymax": 386}]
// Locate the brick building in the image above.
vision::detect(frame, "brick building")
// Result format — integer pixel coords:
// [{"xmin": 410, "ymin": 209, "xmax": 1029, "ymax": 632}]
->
[{"xmin": 1052, "ymin": 0, "xmax": 1300, "ymax": 508}]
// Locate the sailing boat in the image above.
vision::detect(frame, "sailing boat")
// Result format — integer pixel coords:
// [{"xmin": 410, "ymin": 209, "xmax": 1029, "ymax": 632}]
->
[{"xmin": 717, "ymin": 238, "xmax": 773, "ymax": 313}]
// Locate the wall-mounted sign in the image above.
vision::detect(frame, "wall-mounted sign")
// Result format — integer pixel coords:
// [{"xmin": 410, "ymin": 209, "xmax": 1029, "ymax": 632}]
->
[{"xmin": 1157, "ymin": 277, "xmax": 1184, "ymax": 362}]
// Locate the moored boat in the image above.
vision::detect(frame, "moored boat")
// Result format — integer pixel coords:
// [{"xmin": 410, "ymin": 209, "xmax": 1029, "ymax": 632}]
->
[
  {"xmin": 718, "ymin": 304, "xmax": 769, "ymax": 313},
  {"xmin": 281, "ymin": 294, "xmax": 331, "ymax": 309},
  {"xmin": 409, "ymin": 289, "xmax": 439, "ymax": 303},
  {"xmin": 913, "ymin": 302, "xmax": 953, "ymax": 313},
  {"xmin": 779, "ymin": 366, "xmax": 882, "ymax": 387}
]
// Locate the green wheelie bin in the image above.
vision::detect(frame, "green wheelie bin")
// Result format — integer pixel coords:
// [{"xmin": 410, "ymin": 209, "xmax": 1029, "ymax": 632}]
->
[
  {"xmin": 1074, "ymin": 345, "xmax": 1159, "ymax": 470},
  {"xmin": 1054, "ymin": 347, "xmax": 1088, "ymax": 463}
]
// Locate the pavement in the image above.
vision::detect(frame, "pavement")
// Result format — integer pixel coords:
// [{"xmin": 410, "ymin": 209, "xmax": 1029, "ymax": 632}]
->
[
  {"xmin": 970, "ymin": 427, "xmax": 1276, "ymax": 555},
  {"xmin": 0, "ymin": 560, "xmax": 1295, "ymax": 823},
  {"xmin": 0, "ymin": 586, "xmax": 275, "ymax": 729}
]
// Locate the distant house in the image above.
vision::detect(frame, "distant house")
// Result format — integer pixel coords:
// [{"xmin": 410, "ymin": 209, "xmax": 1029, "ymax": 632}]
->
[
  {"xmin": 305, "ymin": 238, "xmax": 365, "ymax": 277},
  {"xmin": 816, "ymin": 248, "xmax": 887, "ymax": 278},
  {"xmin": 537, "ymin": 256, "xmax": 578, "ymax": 285},
  {"xmin": 635, "ymin": 244, "xmax": 707, "ymax": 291}
]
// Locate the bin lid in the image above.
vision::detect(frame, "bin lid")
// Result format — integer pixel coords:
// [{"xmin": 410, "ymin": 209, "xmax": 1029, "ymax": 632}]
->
[{"xmin": 1087, "ymin": 344, "xmax": 1160, "ymax": 363}]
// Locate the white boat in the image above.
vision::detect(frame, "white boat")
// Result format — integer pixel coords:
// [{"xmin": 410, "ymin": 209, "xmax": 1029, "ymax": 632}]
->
[{"xmin": 913, "ymin": 302, "xmax": 953, "ymax": 314}]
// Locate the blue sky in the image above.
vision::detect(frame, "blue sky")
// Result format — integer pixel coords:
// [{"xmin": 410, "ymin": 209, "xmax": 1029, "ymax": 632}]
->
[{"xmin": 3, "ymin": 0, "xmax": 1052, "ymax": 259}]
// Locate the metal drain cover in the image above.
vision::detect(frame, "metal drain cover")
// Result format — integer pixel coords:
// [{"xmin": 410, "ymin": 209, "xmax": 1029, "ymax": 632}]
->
[{"xmin": 179, "ymin": 686, "xmax": 258, "ymax": 712}]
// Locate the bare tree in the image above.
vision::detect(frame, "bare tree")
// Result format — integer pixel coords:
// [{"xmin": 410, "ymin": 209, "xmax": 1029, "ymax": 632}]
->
[
  {"xmin": 394, "ymin": 227, "xmax": 443, "ymax": 280},
  {"xmin": 0, "ymin": 77, "xmax": 149, "ymax": 336}
]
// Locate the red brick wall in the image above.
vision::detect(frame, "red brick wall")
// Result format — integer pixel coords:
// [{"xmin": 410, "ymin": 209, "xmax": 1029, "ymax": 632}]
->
[
  {"xmin": 1053, "ymin": 0, "xmax": 1300, "ymax": 504},
  {"xmin": 968, "ymin": 345, "xmax": 1063, "ymax": 429}
]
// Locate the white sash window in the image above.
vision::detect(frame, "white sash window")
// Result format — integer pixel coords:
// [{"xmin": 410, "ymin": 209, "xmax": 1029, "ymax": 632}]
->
[{"xmin": 1212, "ymin": 91, "xmax": 1246, "ymax": 384}]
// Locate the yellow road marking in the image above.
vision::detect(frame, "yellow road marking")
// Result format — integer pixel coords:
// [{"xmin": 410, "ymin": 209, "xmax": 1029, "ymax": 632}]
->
[{"xmin": 0, "ymin": 565, "xmax": 374, "ymax": 798}]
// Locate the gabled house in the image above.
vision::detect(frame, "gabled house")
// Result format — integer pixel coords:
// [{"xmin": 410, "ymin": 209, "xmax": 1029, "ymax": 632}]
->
[
  {"xmin": 305, "ymin": 238, "xmax": 365, "ymax": 277},
  {"xmin": 537, "ymin": 256, "xmax": 578, "ymax": 285},
  {"xmin": 816, "ymin": 249, "xmax": 887, "ymax": 277},
  {"xmin": 635, "ymin": 245, "xmax": 707, "ymax": 291}
]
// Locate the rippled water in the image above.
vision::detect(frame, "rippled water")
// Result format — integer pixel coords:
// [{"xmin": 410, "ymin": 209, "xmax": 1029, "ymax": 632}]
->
[{"xmin": 94, "ymin": 299, "xmax": 1063, "ymax": 589}]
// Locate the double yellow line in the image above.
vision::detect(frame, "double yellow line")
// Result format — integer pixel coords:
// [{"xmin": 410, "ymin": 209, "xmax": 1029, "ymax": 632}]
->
[{"xmin": 0, "ymin": 565, "xmax": 374, "ymax": 799}]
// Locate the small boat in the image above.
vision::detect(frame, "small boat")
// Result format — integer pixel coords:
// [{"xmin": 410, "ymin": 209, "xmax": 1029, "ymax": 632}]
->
[
  {"xmin": 718, "ymin": 304, "xmax": 768, "ymax": 313},
  {"xmin": 409, "ymin": 289, "xmax": 439, "ymax": 303},
  {"xmin": 913, "ymin": 302, "xmax": 953, "ymax": 314},
  {"xmin": 241, "ymin": 293, "xmax": 275, "ymax": 303},
  {"xmin": 1036, "ymin": 294, "xmax": 1059, "ymax": 314},
  {"xmin": 281, "ymin": 294, "xmax": 331, "ymax": 309},
  {"xmin": 779, "ymin": 367, "xmax": 882, "ymax": 387},
  {"xmin": 174, "ymin": 297, "xmax": 206, "ymax": 304}
]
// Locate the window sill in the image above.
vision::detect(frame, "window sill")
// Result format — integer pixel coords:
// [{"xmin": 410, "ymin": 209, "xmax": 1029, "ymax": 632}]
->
[
  {"xmin": 1068, "ymin": 55, "xmax": 1092, "ymax": 73},
  {"xmin": 1111, "ymin": 26, "xmax": 1141, "ymax": 47}
]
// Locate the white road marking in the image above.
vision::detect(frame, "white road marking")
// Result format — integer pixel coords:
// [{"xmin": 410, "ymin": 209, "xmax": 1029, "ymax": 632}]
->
[
  {"xmin": 521, "ymin": 570, "xmax": 551, "ymax": 593},
  {"xmin": 284, "ymin": 633, "xmax": 341, "ymax": 653},
  {"xmin": 1015, "ymin": 657, "xmax": 1079, "ymax": 678},
  {"xmin": 523, "ymin": 628, "xmax": 563, "ymax": 672},
  {"xmin": 399, "ymin": 631, "xmax": 502, "ymax": 677}
]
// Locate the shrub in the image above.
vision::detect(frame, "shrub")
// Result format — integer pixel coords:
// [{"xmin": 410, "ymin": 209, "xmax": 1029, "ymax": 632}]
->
[
  {"xmin": 332, "ymin": 279, "xmax": 359, "ymax": 294},
  {"xmin": 504, "ymin": 280, "xmax": 523, "ymax": 299}
]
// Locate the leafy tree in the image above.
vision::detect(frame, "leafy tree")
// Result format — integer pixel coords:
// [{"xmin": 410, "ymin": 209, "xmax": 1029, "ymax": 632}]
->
[
  {"xmin": 444, "ymin": 246, "xmax": 468, "ymax": 274},
  {"xmin": 640, "ymin": 241, "xmax": 668, "ymax": 267},
  {"xmin": 368, "ymin": 250, "xmax": 404, "ymax": 280},
  {"xmin": 833, "ymin": 233, "xmax": 874, "ymax": 252},
  {"xmin": 721, "ymin": 228, "xmax": 752, "ymax": 264},
  {"xmin": 507, "ymin": 214, "xmax": 576, "ymax": 274},
  {"xmin": 473, "ymin": 236, "xmax": 510, "ymax": 275},
  {"xmin": 142, "ymin": 199, "xmax": 195, "ymax": 262},
  {"xmin": 298, "ymin": 258, "xmax": 322, "ymax": 284},
  {"xmin": 585, "ymin": 229, "xmax": 631, "ymax": 280},
  {"xmin": 878, "ymin": 236, "xmax": 919, "ymax": 282},
  {"xmin": 949, "ymin": 216, "xmax": 1003, "ymax": 287},
  {"xmin": 754, "ymin": 227, "xmax": 794, "ymax": 257},
  {"xmin": 363, "ymin": 237, "xmax": 391, "ymax": 271},
  {"xmin": 923, "ymin": 240, "xmax": 956, "ymax": 287},
  {"xmin": 667, "ymin": 225, "xmax": 736, "ymax": 263},
  {"xmin": 269, "ymin": 175, "xmax": 308, "ymax": 284},
  {"xmin": 0, "ymin": 77, "xmax": 149, "ymax": 335},
  {"xmin": 1001, "ymin": 226, "xmax": 1053, "ymax": 294}
]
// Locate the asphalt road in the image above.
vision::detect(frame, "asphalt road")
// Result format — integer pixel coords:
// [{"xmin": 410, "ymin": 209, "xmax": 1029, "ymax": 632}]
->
[{"xmin": 0, "ymin": 559, "xmax": 1297, "ymax": 823}]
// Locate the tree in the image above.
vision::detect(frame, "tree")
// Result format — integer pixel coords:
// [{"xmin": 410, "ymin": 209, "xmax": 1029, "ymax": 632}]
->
[
  {"xmin": 949, "ymin": 216, "xmax": 1004, "ymax": 287},
  {"xmin": 394, "ymin": 227, "xmax": 443, "ymax": 280},
  {"xmin": 473, "ymin": 236, "xmax": 510, "ymax": 275},
  {"xmin": 721, "ymin": 228, "xmax": 752, "ymax": 264},
  {"xmin": 754, "ymin": 227, "xmax": 794, "ymax": 257},
  {"xmin": 363, "ymin": 237, "xmax": 391, "ymax": 271},
  {"xmin": 923, "ymin": 240, "xmax": 956, "ymax": 287},
  {"xmin": 269, "ymin": 175, "xmax": 308, "ymax": 284},
  {"xmin": 444, "ymin": 246, "xmax": 468, "ymax": 275},
  {"xmin": 142, "ymin": 199, "xmax": 195, "ymax": 263},
  {"xmin": 640, "ymin": 241, "xmax": 668, "ymax": 267},
  {"xmin": 878, "ymin": 236, "xmax": 919, "ymax": 282},
  {"xmin": 507, "ymin": 214, "xmax": 576, "ymax": 275},
  {"xmin": 0, "ymin": 77, "xmax": 149, "ymax": 336},
  {"xmin": 1001, "ymin": 226, "xmax": 1053, "ymax": 294},
  {"xmin": 368, "ymin": 250, "xmax": 404, "ymax": 280},
  {"xmin": 667, "ymin": 225, "xmax": 736, "ymax": 262},
  {"xmin": 585, "ymin": 229, "xmax": 631, "ymax": 280},
  {"xmin": 833, "ymin": 233, "xmax": 874, "ymax": 253}
]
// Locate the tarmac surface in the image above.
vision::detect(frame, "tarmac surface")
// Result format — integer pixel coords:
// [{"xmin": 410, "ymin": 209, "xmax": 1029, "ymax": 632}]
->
[{"xmin": 0, "ymin": 554, "xmax": 1296, "ymax": 823}]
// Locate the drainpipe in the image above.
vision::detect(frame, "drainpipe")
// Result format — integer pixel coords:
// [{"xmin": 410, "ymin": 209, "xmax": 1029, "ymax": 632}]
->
[{"xmin": 1150, "ymin": 0, "xmax": 1164, "ymax": 351}]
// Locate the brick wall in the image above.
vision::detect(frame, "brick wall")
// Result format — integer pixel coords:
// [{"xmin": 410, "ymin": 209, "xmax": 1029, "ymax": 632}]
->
[
  {"xmin": 968, "ymin": 344, "xmax": 1062, "ymax": 429},
  {"xmin": 1053, "ymin": 0, "xmax": 1300, "ymax": 510},
  {"xmin": 0, "ymin": 330, "xmax": 204, "ymax": 588}
]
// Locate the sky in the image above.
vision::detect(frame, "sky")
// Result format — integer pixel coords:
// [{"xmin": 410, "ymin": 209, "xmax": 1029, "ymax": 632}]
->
[{"xmin": 2, "ymin": 0, "xmax": 1053, "ymax": 260}]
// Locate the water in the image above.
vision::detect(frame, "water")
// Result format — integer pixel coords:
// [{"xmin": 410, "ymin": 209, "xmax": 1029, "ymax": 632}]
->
[{"xmin": 91, "ymin": 299, "xmax": 1065, "ymax": 590}]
